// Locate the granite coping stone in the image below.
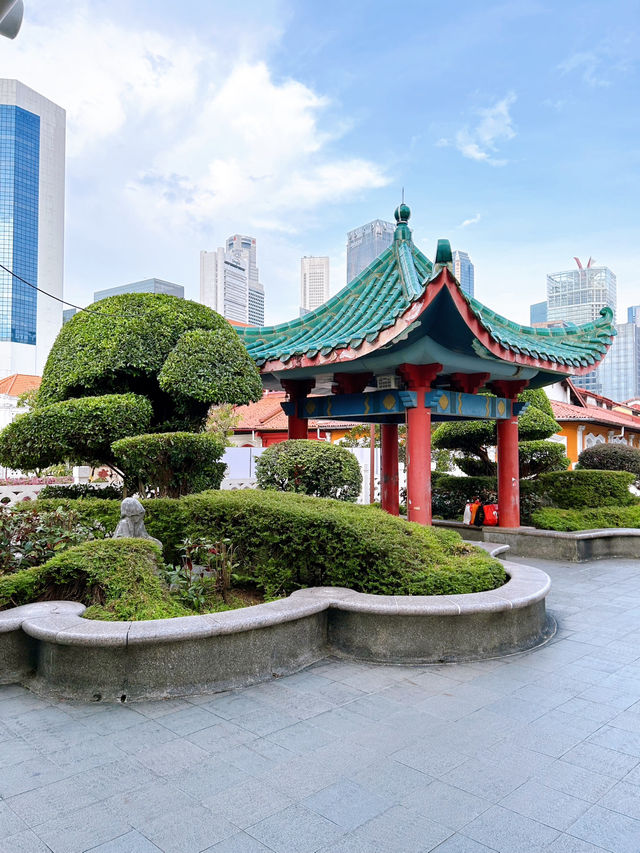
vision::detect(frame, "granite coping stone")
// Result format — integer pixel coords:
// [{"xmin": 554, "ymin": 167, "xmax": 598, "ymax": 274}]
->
[{"xmin": 2, "ymin": 559, "xmax": 548, "ymax": 648}]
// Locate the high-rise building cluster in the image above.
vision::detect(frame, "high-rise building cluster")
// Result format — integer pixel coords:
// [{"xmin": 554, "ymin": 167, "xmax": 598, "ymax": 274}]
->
[
  {"xmin": 529, "ymin": 259, "xmax": 640, "ymax": 402},
  {"xmin": 0, "ymin": 79, "xmax": 65, "ymax": 378},
  {"xmin": 200, "ymin": 235, "xmax": 265, "ymax": 326}
]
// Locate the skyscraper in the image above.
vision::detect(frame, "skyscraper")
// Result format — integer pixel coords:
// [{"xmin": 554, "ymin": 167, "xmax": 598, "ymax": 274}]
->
[
  {"xmin": 452, "ymin": 250, "xmax": 474, "ymax": 298},
  {"xmin": 598, "ymin": 321, "xmax": 640, "ymax": 402},
  {"xmin": 0, "ymin": 80, "xmax": 65, "ymax": 377},
  {"xmin": 226, "ymin": 235, "xmax": 265, "ymax": 326},
  {"xmin": 200, "ymin": 248, "xmax": 248, "ymax": 324},
  {"xmin": 93, "ymin": 278, "xmax": 184, "ymax": 302},
  {"xmin": 300, "ymin": 256, "xmax": 329, "ymax": 314},
  {"xmin": 547, "ymin": 258, "xmax": 616, "ymax": 394},
  {"xmin": 346, "ymin": 219, "xmax": 394, "ymax": 282},
  {"xmin": 547, "ymin": 259, "xmax": 616, "ymax": 325}
]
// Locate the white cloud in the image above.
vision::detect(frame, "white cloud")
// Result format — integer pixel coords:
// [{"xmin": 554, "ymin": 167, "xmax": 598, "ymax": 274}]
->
[
  {"xmin": 128, "ymin": 61, "xmax": 388, "ymax": 231},
  {"xmin": 1, "ymin": 3, "xmax": 388, "ymax": 231},
  {"xmin": 445, "ymin": 93, "xmax": 517, "ymax": 166},
  {"xmin": 458, "ymin": 213, "xmax": 481, "ymax": 228}
]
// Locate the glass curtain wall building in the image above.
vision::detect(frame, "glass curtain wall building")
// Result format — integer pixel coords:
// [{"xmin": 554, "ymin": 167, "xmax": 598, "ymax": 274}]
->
[
  {"xmin": 346, "ymin": 219, "xmax": 394, "ymax": 282},
  {"xmin": 452, "ymin": 250, "xmax": 474, "ymax": 298},
  {"xmin": 200, "ymin": 235, "xmax": 265, "ymax": 326},
  {"xmin": 598, "ymin": 322, "xmax": 640, "ymax": 402},
  {"xmin": 226, "ymin": 235, "xmax": 265, "ymax": 326},
  {"xmin": 0, "ymin": 80, "xmax": 65, "ymax": 377}
]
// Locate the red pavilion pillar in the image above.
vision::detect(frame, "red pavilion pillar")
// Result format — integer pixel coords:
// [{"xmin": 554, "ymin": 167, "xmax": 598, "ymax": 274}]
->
[
  {"xmin": 380, "ymin": 424, "xmax": 399, "ymax": 516},
  {"xmin": 490, "ymin": 380, "xmax": 528, "ymax": 529},
  {"xmin": 398, "ymin": 363, "xmax": 442, "ymax": 525},
  {"xmin": 282, "ymin": 379, "xmax": 315, "ymax": 440}
]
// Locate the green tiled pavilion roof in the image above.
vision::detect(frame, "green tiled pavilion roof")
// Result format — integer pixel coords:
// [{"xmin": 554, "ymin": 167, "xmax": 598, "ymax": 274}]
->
[
  {"xmin": 238, "ymin": 236, "xmax": 432, "ymax": 366},
  {"xmin": 237, "ymin": 206, "xmax": 615, "ymax": 372}
]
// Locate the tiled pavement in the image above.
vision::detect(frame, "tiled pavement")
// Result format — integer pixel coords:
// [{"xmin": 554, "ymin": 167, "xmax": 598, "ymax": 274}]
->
[{"xmin": 2, "ymin": 556, "xmax": 640, "ymax": 852}]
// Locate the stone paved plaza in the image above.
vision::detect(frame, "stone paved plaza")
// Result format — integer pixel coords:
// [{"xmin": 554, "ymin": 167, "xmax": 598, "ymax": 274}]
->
[{"xmin": 2, "ymin": 556, "xmax": 640, "ymax": 853}]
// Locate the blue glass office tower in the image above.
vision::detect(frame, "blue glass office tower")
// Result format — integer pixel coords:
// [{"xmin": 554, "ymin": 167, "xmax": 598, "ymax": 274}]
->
[
  {"xmin": 0, "ymin": 104, "xmax": 39, "ymax": 346},
  {"xmin": 0, "ymin": 80, "xmax": 65, "ymax": 378}
]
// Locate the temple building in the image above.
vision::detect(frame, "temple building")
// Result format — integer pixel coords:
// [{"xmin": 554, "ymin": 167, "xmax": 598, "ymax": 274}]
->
[{"xmin": 237, "ymin": 205, "xmax": 615, "ymax": 528}]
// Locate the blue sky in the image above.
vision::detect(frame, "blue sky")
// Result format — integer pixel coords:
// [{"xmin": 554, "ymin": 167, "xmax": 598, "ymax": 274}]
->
[{"xmin": 2, "ymin": 0, "xmax": 639, "ymax": 325}]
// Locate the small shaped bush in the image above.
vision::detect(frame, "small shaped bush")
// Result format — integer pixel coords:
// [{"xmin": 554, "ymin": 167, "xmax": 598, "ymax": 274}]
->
[
  {"xmin": 256, "ymin": 440, "xmax": 362, "ymax": 501},
  {"xmin": 578, "ymin": 443, "xmax": 640, "ymax": 485},
  {"xmin": 112, "ymin": 432, "xmax": 226, "ymax": 498}
]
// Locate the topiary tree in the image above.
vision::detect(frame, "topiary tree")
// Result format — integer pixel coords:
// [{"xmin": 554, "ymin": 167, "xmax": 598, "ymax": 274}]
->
[
  {"xmin": 0, "ymin": 294, "xmax": 263, "ymax": 476},
  {"xmin": 0, "ymin": 394, "xmax": 153, "ymax": 471},
  {"xmin": 112, "ymin": 432, "xmax": 227, "ymax": 498},
  {"xmin": 256, "ymin": 440, "xmax": 362, "ymax": 501},
  {"xmin": 578, "ymin": 442, "xmax": 640, "ymax": 486},
  {"xmin": 432, "ymin": 388, "xmax": 565, "ymax": 478}
]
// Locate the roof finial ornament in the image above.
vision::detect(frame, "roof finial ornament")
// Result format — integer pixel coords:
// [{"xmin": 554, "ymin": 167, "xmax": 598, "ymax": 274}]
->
[{"xmin": 394, "ymin": 199, "xmax": 411, "ymax": 224}]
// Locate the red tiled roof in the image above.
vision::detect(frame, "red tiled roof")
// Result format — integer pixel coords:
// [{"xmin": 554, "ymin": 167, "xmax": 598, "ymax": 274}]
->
[
  {"xmin": 551, "ymin": 399, "xmax": 640, "ymax": 431},
  {"xmin": 0, "ymin": 374, "xmax": 41, "ymax": 397}
]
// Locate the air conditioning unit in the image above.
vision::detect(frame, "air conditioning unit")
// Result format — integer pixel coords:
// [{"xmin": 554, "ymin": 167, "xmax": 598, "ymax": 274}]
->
[{"xmin": 376, "ymin": 375, "xmax": 401, "ymax": 391}]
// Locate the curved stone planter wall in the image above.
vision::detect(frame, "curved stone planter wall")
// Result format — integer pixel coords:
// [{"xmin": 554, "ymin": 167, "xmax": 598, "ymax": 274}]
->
[{"xmin": 0, "ymin": 560, "xmax": 552, "ymax": 702}]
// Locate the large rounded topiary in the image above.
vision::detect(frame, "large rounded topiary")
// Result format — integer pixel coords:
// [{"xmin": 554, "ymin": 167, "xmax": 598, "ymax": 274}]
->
[
  {"xmin": 256, "ymin": 440, "xmax": 362, "ymax": 501},
  {"xmin": 0, "ymin": 294, "xmax": 263, "ymax": 473}
]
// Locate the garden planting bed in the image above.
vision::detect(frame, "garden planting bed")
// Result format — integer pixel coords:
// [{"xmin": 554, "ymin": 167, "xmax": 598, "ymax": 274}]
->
[
  {"xmin": 434, "ymin": 520, "xmax": 640, "ymax": 561},
  {"xmin": 0, "ymin": 551, "xmax": 552, "ymax": 702}
]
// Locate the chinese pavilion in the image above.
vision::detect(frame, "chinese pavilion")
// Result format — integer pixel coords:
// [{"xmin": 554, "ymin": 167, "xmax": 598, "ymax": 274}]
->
[{"xmin": 237, "ymin": 205, "xmax": 614, "ymax": 528}]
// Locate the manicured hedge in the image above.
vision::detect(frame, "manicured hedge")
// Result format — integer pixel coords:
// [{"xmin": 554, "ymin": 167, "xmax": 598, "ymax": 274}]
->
[
  {"xmin": 431, "ymin": 475, "xmax": 542, "ymax": 525},
  {"xmin": 112, "ymin": 432, "xmax": 226, "ymax": 498},
  {"xmin": 39, "ymin": 483, "xmax": 123, "ymax": 500},
  {"xmin": 532, "ymin": 505, "xmax": 640, "ymax": 532},
  {"xmin": 537, "ymin": 470, "xmax": 636, "ymax": 509},
  {"xmin": 182, "ymin": 490, "xmax": 506, "ymax": 597},
  {"xmin": 0, "ymin": 539, "xmax": 190, "ymax": 620},
  {"xmin": 13, "ymin": 491, "xmax": 506, "ymax": 602},
  {"xmin": 256, "ymin": 440, "xmax": 362, "ymax": 501}
]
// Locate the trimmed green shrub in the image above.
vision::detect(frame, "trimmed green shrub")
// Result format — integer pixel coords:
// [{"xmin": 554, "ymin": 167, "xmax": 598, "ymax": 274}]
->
[
  {"xmin": 578, "ymin": 443, "xmax": 640, "ymax": 485},
  {"xmin": 431, "ymin": 474, "xmax": 543, "ymax": 525},
  {"xmin": 256, "ymin": 440, "xmax": 362, "ymax": 501},
  {"xmin": 39, "ymin": 483, "xmax": 123, "ymax": 500},
  {"xmin": 0, "ymin": 394, "xmax": 152, "ymax": 471},
  {"xmin": 538, "ymin": 469, "xmax": 636, "ymax": 509},
  {"xmin": 39, "ymin": 293, "xmax": 236, "ymax": 405},
  {"xmin": 433, "ymin": 387, "xmax": 561, "ymax": 477},
  {"xmin": 182, "ymin": 490, "xmax": 506, "ymax": 597},
  {"xmin": 112, "ymin": 432, "xmax": 226, "ymax": 498},
  {"xmin": 532, "ymin": 505, "xmax": 640, "ymax": 532},
  {"xmin": 518, "ymin": 441, "xmax": 569, "ymax": 479},
  {"xmin": 158, "ymin": 329, "xmax": 262, "ymax": 407},
  {"xmin": 0, "ymin": 539, "xmax": 191, "ymax": 620}
]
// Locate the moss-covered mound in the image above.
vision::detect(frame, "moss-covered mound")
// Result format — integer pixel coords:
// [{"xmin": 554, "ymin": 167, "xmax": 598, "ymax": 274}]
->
[{"xmin": 0, "ymin": 538, "xmax": 191, "ymax": 621}]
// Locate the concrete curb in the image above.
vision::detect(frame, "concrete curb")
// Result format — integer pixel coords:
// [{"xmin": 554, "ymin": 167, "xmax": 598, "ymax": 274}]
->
[{"xmin": 0, "ymin": 559, "xmax": 551, "ymax": 702}]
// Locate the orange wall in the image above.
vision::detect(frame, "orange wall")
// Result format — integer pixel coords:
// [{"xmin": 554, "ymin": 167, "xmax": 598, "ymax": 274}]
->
[{"xmin": 558, "ymin": 421, "xmax": 640, "ymax": 467}]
